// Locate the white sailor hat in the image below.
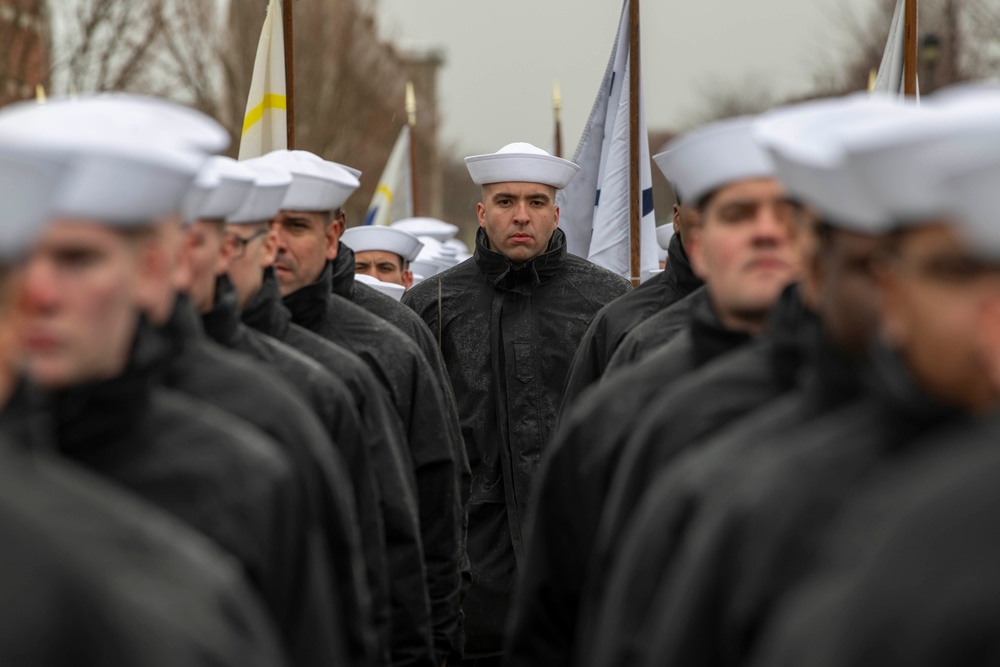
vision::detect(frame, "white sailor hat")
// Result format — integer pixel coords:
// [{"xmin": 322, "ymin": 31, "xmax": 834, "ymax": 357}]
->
[
  {"xmin": 253, "ymin": 150, "xmax": 360, "ymax": 212},
  {"xmin": 342, "ymin": 226, "xmax": 423, "ymax": 262},
  {"xmin": 655, "ymin": 224, "xmax": 674, "ymax": 264},
  {"xmin": 227, "ymin": 161, "xmax": 293, "ymax": 224},
  {"xmin": 465, "ymin": 142, "xmax": 579, "ymax": 189},
  {"xmin": 842, "ymin": 90, "xmax": 1000, "ymax": 224},
  {"xmin": 0, "ymin": 149, "xmax": 71, "ymax": 260},
  {"xmin": 755, "ymin": 94, "xmax": 907, "ymax": 233},
  {"xmin": 183, "ymin": 156, "xmax": 256, "ymax": 223},
  {"xmin": 330, "ymin": 161, "xmax": 362, "ymax": 180},
  {"xmin": 656, "ymin": 223, "xmax": 674, "ymax": 251},
  {"xmin": 0, "ymin": 94, "xmax": 227, "ymax": 226},
  {"xmin": 354, "ymin": 272, "xmax": 406, "ymax": 301},
  {"xmin": 410, "ymin": 256, "xmax": 451, "ymax": 280},
  {"xmin": 654, "ymin": 116, "xmax": 775, "ymax": 206},
  {"xmin": 391, "ymin": 217, "xmax": 459, "ymax": 242}
]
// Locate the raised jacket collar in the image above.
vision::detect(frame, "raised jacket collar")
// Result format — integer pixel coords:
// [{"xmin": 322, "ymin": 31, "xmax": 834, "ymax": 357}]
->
[{"xmin": 474, "ymin": 226, "xmax": 567, "ymax": 296}]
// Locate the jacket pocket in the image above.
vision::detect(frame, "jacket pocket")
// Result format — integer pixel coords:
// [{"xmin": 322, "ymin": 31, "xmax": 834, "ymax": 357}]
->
[{"xmin": 513, "ymin": 342, "xmax": 533, "ymax": 384}]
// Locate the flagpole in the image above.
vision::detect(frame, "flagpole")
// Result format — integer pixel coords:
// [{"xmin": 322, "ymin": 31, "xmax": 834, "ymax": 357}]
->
[
  {"xmin": 553, "ymin": 81, "xmax": 563, "ymax": 158},
  {"xmin": 282, "ymin": 0, "xmax": 295, "ymax": 148},
  {"xmin": 628, "ymin": 0, "xmax": 641, "ymax": 287},
  {"xmin": 406, "ymin": 82, "xmax": 420, "ymax": 217},
  {"xmin": 904, "ymin": 0, "xmax": 918, "ymax": 96}
]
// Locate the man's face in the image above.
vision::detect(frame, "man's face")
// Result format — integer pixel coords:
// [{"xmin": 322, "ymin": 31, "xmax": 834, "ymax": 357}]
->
[
  {"xmin": 271, "ymin": 210, "xmax": 338, "ymax": 296},
  {"xmin": 225, "ymin": 222, "xmax": 276, "ymax": 310},
  {"xmin": 177, "ymin": 220, "xmax": 227, "ymax": 314},
  {"xmin": 354, "ymin": 250, "xmax": 413, "ymax": 289},
  {"xmin": 878, "ymin": 222, "xmax": 997, "ymax": 412},
  {"xmin": 477, "ymin": 182, "xmax": 559, "ymax": 264},
  {"xmin": 19, "ymin": 221, "xmax": 147, "ymax": 389},
  {"xmin": 805, "ymin": 226, "xmax": 885, "ymax": 358},
  {"xmin": 687, "ymin": 178, "xmax": 802, "ymax": 326}
]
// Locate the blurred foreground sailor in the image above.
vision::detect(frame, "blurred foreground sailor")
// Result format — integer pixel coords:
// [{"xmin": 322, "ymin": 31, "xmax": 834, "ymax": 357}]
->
[
  {"xmin": 0, "ymin": 144, "xmax": 286, "ymax": 667},
  {"xmin": 508, "ymin": 118, "xmax": 802, "ymax": 667},
  {"xmin": 228, "ymin": 157, "xmax": 435, "ymax": 667},
  {"xmin": 0, "ymin": 94, "xmax": 347, "ymax": 665},
  {"xmin": 402, "ymin": 142, "xmax": 630, "ymax": 665},
  {"xmin": 255, "ymin": 148, "xmax": 468, "ymax": 666},
  {"xmin": 581, "ymin": 94, "xmax": 908, "ymax": 667},
  {"xmin": 752, "ymin": 87, "xmax": 1000, "ymax": 667},
  {"xmin": 343, "ymin": 224, "xmax": 423, "ymax": 289}
]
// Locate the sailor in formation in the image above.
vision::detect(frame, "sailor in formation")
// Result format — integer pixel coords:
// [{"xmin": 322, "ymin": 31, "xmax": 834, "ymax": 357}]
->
[{"xmin": 5, "ymin": 81, "xmax": 1000, "ymax": 667}]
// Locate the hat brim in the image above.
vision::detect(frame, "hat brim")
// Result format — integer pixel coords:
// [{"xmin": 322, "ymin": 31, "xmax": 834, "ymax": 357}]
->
[{"xmin": 465, "ymin": 153, "xmax": 580, "ymax": 189}]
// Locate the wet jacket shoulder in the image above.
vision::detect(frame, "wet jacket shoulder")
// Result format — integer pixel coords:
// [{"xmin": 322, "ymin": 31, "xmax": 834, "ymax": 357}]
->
[
  {"xmin": 588, "ymin": 286, "xmax": 812, "ymax": 595},
  {"xmin": 626, "ymin": 348, "xmax": 958, "ymax": 667},
  {"xmin": 752, "ymin": 414, "xmax": 1000, "ymax": 667},
  {"xmin": 50, "ymin": 366, "xmax": 349, "ymax": 667},
  {"xmin": 561, "ymin": 233, "xmax": 703, "ymax": 412},
  {"xmin": 606, "ymin": 285, "xmax": 705, "ymax": 372},
  {"xmin": 162, "ymin": 296, "xmax": 379, "ymax": 666},
  {"xmin": 0, "ymin": 429, "xmax": 286, "ymax": 667}
]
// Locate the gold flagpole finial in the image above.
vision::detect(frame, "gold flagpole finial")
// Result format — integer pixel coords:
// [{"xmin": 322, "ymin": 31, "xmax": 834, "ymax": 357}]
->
[
  {"xmin": 35, "ymin": 85, "xmax": 46, "ymax": 104},
  {"xmin": 868, "ymin": 68, "xmax": 878, "ymax": 93},
  {"xmin": 553, "ymin": 81, "xmax": 562, "ymax": 119},
  {"xmin": 405, "ymin": 82, "xmax": 417, "ymax": 128}
]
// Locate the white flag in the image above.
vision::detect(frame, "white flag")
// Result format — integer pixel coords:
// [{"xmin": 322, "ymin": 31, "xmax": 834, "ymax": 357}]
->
[
  {"xmin": 558, "ymin": 0, "xmax": 657, "ymax": 283},
  {"xmin": 238, "ymin": 0, "xmax": 287, "ymax": 160},
  {"xmin": 872, "ymin": 0, "xmax": 918, "ymax": 99},
  {"xmin": 365, "ymin": 126, "xmax": 413, "ymax": 226}
]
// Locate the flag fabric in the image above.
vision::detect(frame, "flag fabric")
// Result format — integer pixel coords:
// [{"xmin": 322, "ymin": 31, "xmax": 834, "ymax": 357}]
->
[
  {"xmin": 558, "ymin": 0, "xmax": 657, "ymax": 283},
  {"xmin": 364, "ymin": 125, "xmax": 413, "ymax": 226},
  {"xmin": 238, "ymin": 0, "xmax": 287, "ymax": 160},
  {"xmin": 872, "ymin": 0, "xmax": 918, "ymax": 98}
]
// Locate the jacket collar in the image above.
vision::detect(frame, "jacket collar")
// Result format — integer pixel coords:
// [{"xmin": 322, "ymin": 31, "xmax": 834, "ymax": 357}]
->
[
  {"xmin": 282, "ymin": 260, "xmax": 334, "ymax": 331},
  {"xmin": 689, "ymin": 288, "xmax": 753, "ymax": 366},
  {"xmin": 51, "ymin": 317, "xmax": 167, "ymax": 456},
  {"xmin": 474, "ymin": 226, "xmax": 567, "ymax": 296},
  {"xmin": 760, "ymin": 284, "xmax": 815, "ymax": 390},
  {"xmin": 241, "ymin": 267, "xmax": 291, "ymax": 340},
  {"xmin": 665, "ymin": 233, "xmax": 704, "ymax": 295},
  {"xmin": 162, "ymin": 293, "xmax": 205, "ymax": 351},
  {"xmin": 200, "ymin": 274, "xmax": 245, "ymax": 349},
  {"xmin": 329, "ymin": 242, "xmax": 357, "ymax": 300}
]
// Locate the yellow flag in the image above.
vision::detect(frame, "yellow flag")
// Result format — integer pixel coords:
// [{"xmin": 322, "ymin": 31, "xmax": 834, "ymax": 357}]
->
[{"xmin": 238, "ymin": 0, "xmax": 287, "ymax": 159}]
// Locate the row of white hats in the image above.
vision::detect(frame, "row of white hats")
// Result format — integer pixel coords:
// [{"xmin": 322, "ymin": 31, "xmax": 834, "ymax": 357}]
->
[
  {"xmin": 341, "ymin": 218, "xmax": 471, "ymax": 286},
  {"xmin": 0, "ymin": 93, "xmax": 569, "ymax": 264},
  {"xmin": 653, "ymin": 84, "xmax": 1000, "ymax": 257}
]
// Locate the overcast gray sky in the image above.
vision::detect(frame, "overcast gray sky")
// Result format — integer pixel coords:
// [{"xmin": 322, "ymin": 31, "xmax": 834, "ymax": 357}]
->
[{"xmin": 375, "ymin": 0, "xmax": 877, "ymax": 156}]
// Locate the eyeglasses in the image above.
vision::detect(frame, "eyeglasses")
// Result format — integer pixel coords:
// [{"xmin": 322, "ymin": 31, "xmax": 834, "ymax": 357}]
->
[{"xmin": 228, "ymin": 229, "xmax": 268, "ymax": 260}]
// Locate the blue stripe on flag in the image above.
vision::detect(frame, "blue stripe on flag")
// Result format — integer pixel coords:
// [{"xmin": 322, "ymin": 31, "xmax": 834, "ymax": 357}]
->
[
  {"xmin": 595, "ymin": 189, "xmax": 602, "ymax": 207},
  {"xmin": 643, "ymin": 188, "xmax": 654, "ymax": 217},
  {"xmin": 363, "ymin": 207, "xmax": 377, "ymax": 226}
]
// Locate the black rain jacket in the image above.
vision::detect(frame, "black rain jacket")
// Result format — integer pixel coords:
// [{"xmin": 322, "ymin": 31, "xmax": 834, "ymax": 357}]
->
[
  {"xmin": 286, "ymin": 259, "xmax": 466, "ymax": 662},
  {"xmin": 244, "ymin": 267, "xmax": 435, "ymax": 667},
  {"xmin": 403, "ymin": 227, "xmax": 630, "ymax": 658},
  {"xmin": 37, "ymin": 322, "xmax": 349, "ymax": 667},
  {"xmin": 0, "ymin": 409, "xmax": 286, "ymax": 667},
  {"xmin": 160, "ymin": 294, "xmax": 378, "ymax": 666}
]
